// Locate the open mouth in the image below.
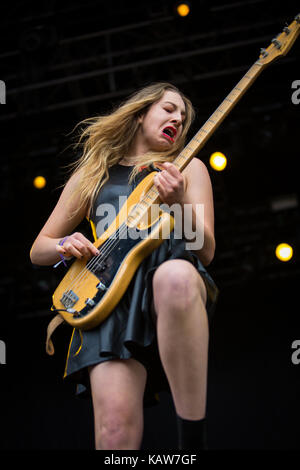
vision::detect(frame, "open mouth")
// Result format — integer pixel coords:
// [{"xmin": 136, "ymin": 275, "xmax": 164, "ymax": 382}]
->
[{"xmin": 162, "ymin": 126, "xmax": 177, "ymax": 143}]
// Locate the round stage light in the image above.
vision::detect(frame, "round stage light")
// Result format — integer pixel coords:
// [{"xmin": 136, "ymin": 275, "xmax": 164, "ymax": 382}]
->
[
  {"xmin": 33, "ymin": 175, "xmax": 46, "ymax": 189},
  {"xmin": 275, "ymin": 243, "xmax": 293, "ymax": 262},
  {"xmin": 209, "ymin": 151, "xmax": 227, "ymax": 171},
  {"xmin": 176, "ymin": 3, "xmax": 190, "ymax": 17}
]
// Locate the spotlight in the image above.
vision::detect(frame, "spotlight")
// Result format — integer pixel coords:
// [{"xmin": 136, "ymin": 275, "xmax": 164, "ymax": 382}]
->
[
  {"xmin": 209, "ymin": 151, "xmax": 227, "ymax": 171},
  {"xmin": 275, "ymin": 243, "xmax": 293, "ymax": 262},
  {"xmin": 176, "ymin": 2, "xmax": 190, "ymax": 17},
  {"xmin": 33, "ymin": 175, "xmax": 46, "ymax": 189}
]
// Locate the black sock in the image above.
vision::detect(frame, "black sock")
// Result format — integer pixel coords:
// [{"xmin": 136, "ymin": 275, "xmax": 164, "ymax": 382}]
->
[{"xmin": 176, "ymin": 415, "xmax": 207, "ymax": 450}]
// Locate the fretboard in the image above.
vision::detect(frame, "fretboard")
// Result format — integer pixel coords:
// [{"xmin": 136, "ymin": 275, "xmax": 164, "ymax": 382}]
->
[
  {"xmin": 130, "ymin": 59, "xmax": 266, "ymax": 218},
  {"xmin": 173, "ymin": 60, "xmax": 265, "ymax": 173}
]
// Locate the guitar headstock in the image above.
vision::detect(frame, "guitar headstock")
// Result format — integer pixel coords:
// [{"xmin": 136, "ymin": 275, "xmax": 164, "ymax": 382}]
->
[{"xmin": 258, "ymin": 14, "xmax": 300, "ymax": 65}]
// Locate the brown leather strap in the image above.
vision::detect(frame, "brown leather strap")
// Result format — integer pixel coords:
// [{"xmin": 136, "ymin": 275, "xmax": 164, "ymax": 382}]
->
[{"xmin": 46, "ymin": 314, "xmax": 65, "ymax": 355}]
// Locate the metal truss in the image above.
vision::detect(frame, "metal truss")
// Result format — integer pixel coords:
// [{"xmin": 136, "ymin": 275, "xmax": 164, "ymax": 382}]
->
[{"xmin": 1, "ymin": 1, "xmax": 298, "ymax": 119}]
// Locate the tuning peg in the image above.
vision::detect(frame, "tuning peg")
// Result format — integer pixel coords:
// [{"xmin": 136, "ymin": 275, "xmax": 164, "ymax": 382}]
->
[
  {"xmin": 295, "ymin": 14, "xmax": 300, "ymax": 23},
  {"xmin": 271, "ymin": 38, "xmax": 282, "ymax": 49},
  {"xmin": 283, "ymin": 26, "xmax": 291, "ymax": 35},
  {"xmin": 260, "ymin": 48, "xmax": 268, "ymax": 57}
]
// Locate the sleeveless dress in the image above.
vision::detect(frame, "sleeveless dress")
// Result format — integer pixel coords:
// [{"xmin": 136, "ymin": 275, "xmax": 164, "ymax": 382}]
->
[{"xmin": 64, "ymin": 163, "xmax": 219, "ymax": 406}]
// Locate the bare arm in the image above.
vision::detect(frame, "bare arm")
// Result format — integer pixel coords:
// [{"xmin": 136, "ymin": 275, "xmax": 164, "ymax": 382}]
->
[
  {"xmin": 182, "ymin": 158, "xmax": 216, "ymax": 266},
  {"xmin": 30, "ymin": 171, "xmax": 99, "ymax": 266}
]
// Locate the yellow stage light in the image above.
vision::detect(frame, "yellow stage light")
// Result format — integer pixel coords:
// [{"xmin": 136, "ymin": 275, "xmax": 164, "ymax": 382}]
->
[
  {"xmin": 209, "ymin": 152, "xmax": 227, "ymax": 171},
  {"xmin": 275, "ymin": 243, "xmax": 293, "ymax": 262},
  {"xmin": 33, "ymin": 175, "xmax": 46, "ymax": 189},
  {"xmin": 176, "ymin": 3, "xmax": 190, "ymax": 17}
]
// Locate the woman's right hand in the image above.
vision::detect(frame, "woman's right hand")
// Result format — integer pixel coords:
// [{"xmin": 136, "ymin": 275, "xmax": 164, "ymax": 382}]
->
[{"xmin": 55, "ymin": 232, "xmax": 100, "ymax": 260}]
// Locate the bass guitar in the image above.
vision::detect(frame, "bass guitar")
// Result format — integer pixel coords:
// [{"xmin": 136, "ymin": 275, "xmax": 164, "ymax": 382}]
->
[{"xmin": 47, "ymin": 14, "xmax": 299, "ymax": 354}]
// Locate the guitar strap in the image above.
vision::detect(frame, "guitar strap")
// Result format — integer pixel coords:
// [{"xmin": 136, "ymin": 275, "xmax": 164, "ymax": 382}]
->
[{"xmin": 46, "ymin": 313, "xmax": 65, "ymax": 355}]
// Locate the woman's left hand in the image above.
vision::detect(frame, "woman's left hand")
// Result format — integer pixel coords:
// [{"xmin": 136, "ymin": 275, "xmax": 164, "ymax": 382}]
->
[{"xmin": 153, "ymin": 162, "xmax": 186, "ymax": 206}]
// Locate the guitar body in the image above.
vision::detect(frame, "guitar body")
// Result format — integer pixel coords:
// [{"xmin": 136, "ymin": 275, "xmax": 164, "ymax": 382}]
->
[{"xmin": 52, "ymin": 171, "xmax": 174, "ymax": 330}]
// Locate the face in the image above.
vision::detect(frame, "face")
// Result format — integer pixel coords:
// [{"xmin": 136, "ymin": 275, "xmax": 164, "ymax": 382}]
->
[{"xmin": 137, "ymin": 90, "xmax": 186, "ymax": 153}]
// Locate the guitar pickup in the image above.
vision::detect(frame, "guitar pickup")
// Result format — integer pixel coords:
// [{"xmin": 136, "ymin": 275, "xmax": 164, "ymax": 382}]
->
[
  {"xmin": 90, "ymin": 261, "xmax": 107, "ymax": 274},
  {"xmin": 60, "ymin": 290, "xmax": 79, "ymax": 309}
]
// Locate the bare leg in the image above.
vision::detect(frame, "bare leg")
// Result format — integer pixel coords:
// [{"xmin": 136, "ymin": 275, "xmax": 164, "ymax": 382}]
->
[
  {"xmin": 89, "ymin": 358, "xmax": 147, "ymax": 449},
  {"xmin": 153, "ymin": 259, "xmax": 209, "ymax": 420}
]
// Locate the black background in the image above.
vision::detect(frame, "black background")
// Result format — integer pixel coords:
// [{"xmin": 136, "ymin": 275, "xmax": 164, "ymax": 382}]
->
[{"xmin": 0, "ymin": 0, "xmax": 300, "ymax": 450}]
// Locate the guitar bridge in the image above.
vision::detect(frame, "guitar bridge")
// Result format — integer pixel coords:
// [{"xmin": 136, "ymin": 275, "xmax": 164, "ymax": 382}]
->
[{"xmin": 60, "ymin": 290, "xmax": 79, "ymax": 309}]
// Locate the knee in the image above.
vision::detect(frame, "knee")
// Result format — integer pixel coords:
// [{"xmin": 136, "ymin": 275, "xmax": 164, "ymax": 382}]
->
[
  {"xmin": 152, "ymin": 260, "xmax": 206, "ymax": 313},
  {"xmin": 94, "ymin": 403, "xmax": 141, "ymax": 450},
  {"xmin": 96, "ymin": 416, "xmax": 131, "ymax": 450}
]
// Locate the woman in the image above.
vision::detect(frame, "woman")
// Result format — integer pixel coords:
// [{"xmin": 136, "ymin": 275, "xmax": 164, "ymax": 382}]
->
[{"xmin": 30, "ymin": 82, "xmax": 218, "ymax": 450}]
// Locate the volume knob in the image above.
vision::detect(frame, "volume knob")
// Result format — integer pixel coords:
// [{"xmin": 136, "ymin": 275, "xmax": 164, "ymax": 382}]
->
[
  {"xmin": 96, "ymin": 281, "xmax": 107, "ymax": 291},
  {"xmin": 85, "ymin": 298, "xmax": 96, "ymax": 307}
]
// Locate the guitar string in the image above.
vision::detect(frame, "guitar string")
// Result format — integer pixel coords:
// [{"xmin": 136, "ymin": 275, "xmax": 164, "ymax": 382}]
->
[
  {"xmin": 62, "ymin": 198, "xmax": 156, "ymax": 299},
  {"xmin": 63, "ymin": 198, "xmax": 150, "ymax": 294},
  {"xmin": 62, "ymin": 187, "xmax": 161, "ymax": 295},
  {"xmin": 65, "ymin": 215, "xmax": 152, "ymax": 300},
  {"xmin": 63, "ymin": 222, "xmax": 129, "ymax": 300},
  {"xmin": 61, "ymin": 201, "xmax": 142, "ymax": 295},
  {"xmin": 64, "ymin": 194, "xmax": 164, "ymax": 300},
  {"xmin": 70, "ymin": 203, "xmax": 168, "ymax": 299}
]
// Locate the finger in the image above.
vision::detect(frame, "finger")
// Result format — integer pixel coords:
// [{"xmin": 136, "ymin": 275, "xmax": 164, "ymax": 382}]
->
[
  {"xmin": 73, "ymin": 233, "xmax": 99, "ymax": 256},
  {"xmin": 56, "ymin": 241, "xmax": 83, "ymax": 260},
  {"xmin": 156, "ymin": 172, "xmax": 173, "ymax": 191},
  {"xmin": 56, "ymin": 245, "xmax": 68, "ymax": 256},
  {"xmin": 161, "ymin": 162, "xmax": 182, "ymax": 179},
  {"xmin": 64, "ymin": 243, "xmax": 84, "ymax": 259},
  {"xmin": 154, "ymin": 175, "xmax": 168, "ymax": 199},
  {"xmin": 72, "ymin": 239, "xmax": 94, "ymax": 258},
  {"xmin": 160, "ymin": 164, "xmax": 184, "ymax": 189},
  {"xmin": 158, "ymin": 172, "xmax": 183, "ymax": 197},
  {"xmin": 160, "ymin": 170, "xmax": 177, "ymax": 187}
]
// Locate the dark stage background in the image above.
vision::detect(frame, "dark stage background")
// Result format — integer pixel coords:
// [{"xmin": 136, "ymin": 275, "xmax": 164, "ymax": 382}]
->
[{"xmin": 0, "ymin": 0, "xmax": 300, "ymax": 450}]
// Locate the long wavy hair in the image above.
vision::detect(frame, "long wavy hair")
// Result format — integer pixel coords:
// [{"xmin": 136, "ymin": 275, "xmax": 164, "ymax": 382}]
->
[{"xmin": 67, "ymin": 82, "xmax": 195, "ymax": 218}]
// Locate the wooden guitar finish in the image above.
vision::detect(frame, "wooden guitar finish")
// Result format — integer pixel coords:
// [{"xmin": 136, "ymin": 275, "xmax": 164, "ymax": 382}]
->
[
  {"xmin": 51, "ymin": 15, "xmax": 299, "ymax": 332},
  {"xmin": 52, "ymin": 172, "xmax": 174, "ymax": 329}
]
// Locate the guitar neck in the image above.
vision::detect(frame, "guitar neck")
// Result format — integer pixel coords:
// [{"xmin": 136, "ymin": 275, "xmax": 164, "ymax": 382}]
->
[
  {"xmin": 128, "ymin": 14, "xmax": 299, "ymax": 222},
  {"xmin": 173, "ymin": 60, "xmax": 266, "ymax": 172},
  {"xmin": 130, "ymin": 59, "xmax": 268, "ymax": 219}
]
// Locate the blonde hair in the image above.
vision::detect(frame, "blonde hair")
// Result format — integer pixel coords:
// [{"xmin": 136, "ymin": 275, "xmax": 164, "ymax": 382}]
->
[{"xmin": 67, "ymin": 82, "xmax": 195, "ymax": 218}]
